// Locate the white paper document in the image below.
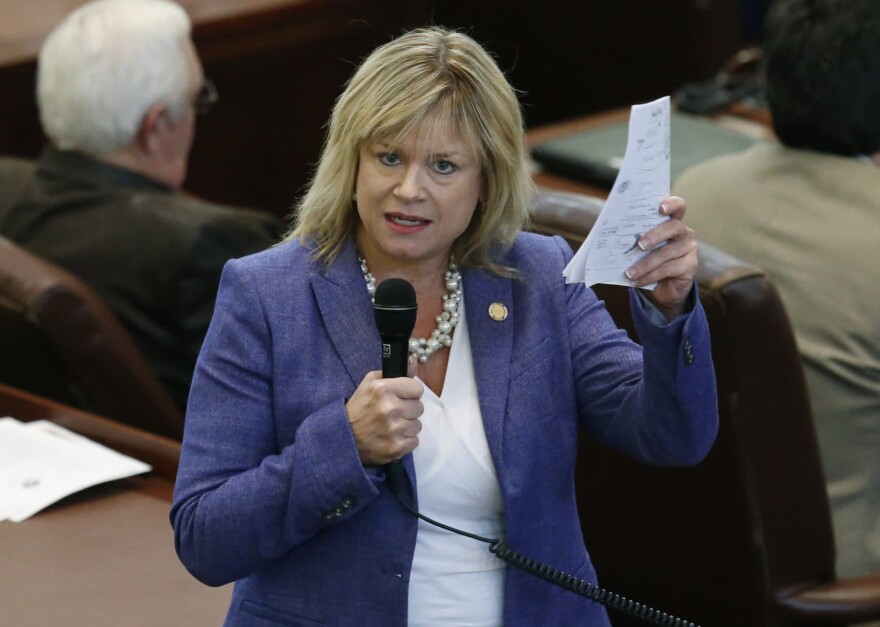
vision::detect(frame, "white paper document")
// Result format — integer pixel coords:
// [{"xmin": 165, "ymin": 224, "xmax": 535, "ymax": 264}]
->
[
  {"xmin": 563, "ymin": 95, "xmax": 671, "ymax": 288},
  {"xmin": 0, "ymin": 417, "xmax": 151, "ymax": 522}
]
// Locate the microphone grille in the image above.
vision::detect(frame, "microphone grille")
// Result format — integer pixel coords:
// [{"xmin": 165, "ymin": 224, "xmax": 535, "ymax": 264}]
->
[
  {"xmin": 373, "ymin": 278, "xmax": 417, "ymax": 337},
  {"xmin": 374, "ymin": 278, "xmax": 416, "ymax": 308}
]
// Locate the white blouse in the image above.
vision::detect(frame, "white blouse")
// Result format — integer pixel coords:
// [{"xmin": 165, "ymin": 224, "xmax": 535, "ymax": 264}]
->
[{"xmin": 407, "ymin": 298, "xmax": 507, "ymax": 626}]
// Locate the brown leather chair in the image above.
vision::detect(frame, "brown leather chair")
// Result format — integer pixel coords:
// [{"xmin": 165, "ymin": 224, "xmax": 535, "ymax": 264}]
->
[
  {"xmin": 528, "ymin": 189, "xmax": 880, "ymax": 627},
  {"xmin": 0, "ymin": 236, "xmax": 184, "ymax": 439}
]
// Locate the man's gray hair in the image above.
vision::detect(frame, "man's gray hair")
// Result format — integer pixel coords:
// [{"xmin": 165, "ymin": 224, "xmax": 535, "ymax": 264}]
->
[{"xmin": 37, "ymin": 0, "xmax": 193, "ymax": 155}]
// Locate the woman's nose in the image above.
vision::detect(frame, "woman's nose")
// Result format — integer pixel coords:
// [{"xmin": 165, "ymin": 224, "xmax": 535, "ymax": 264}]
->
[{"xmin": 394, "ymin": 164, "xmax": 424, "ymax": 201}]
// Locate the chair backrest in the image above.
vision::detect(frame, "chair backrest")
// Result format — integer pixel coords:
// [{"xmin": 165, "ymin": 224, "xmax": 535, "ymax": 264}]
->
[
  {"xmin": 528, "ymin": 189, "xmax": 836, "ymax": 627},
  {"xmin": 0, "ymin": 236, "xmax": 184, "ymax": 439}
]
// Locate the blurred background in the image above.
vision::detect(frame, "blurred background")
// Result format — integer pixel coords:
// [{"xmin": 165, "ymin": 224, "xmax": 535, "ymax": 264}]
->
[{"xmin": 0, "ymin": 0, "xmax": 769, "ymax": 218}]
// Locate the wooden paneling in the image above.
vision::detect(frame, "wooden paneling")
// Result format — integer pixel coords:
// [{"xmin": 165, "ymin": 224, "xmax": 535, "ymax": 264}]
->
[
  {"xmin": 187, "ymin": 0, "xmax": 427, "ymax": 215},
  {"xmin": 430, "ymin": 0, "xmax": 746, "ymax": 127}
]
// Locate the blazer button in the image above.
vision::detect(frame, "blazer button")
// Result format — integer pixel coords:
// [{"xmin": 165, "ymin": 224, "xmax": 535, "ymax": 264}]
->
[
  {"xmin": 342, "ymin": 498, "xmax": 354, "ymax": 509},
  {"xmin": 683, "ymin": 339, "xmax": 695, "ymax": 366}
]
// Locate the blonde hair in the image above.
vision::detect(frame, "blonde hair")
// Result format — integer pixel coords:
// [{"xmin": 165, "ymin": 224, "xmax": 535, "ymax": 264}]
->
[{"xmin": 287, "ymin": 27, "xmax": 533, "ymax": 274}]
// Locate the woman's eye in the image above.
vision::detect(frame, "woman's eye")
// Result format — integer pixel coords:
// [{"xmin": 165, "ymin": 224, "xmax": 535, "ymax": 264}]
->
[
  {"xmin": 435, "ymin": 159, "xmax": 456, "ymax": 174},
  {"xmin": 379, "ymin": 152, "xmax": 400, "ymax": 166}
]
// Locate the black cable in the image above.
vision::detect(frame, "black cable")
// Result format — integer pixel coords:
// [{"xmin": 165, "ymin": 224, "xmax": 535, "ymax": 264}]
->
[{"xmin": 387, "ymin": 463, "xmax": 700, "ymax": 627}]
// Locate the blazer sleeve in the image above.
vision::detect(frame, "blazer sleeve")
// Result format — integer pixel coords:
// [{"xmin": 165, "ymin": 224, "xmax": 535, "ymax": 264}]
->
[
  {"xmin": 557, "ymin": 238, "xmax": 719, "ymax": 466},
  {"xmin": 170, "ymin": 257, "xmax": 380, "ymax": 587}
]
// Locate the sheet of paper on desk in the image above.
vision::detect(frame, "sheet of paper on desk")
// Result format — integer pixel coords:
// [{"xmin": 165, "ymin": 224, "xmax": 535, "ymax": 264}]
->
[
  {"xmin": 563, "ymin": 95, "xmax": 671, "ymax": 288},
  {"xmin": 0, "ymin": 417, "xmax": 151, "ymax": 523}
]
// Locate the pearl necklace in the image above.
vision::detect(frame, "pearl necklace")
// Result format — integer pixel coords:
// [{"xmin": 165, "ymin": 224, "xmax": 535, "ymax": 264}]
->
[{"xmin": 359, "ymin": 256, "xmax": 462, "ymax": 363}]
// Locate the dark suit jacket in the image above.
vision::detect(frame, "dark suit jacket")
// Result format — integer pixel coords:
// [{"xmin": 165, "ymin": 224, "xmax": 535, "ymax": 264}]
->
[
  {"xmin": 171, "ymin": 234, "xmax": 718, "ymax": 626},
  {"xmin": 0, "ymin": 148, "xmax": 284, "ymax": 408}
]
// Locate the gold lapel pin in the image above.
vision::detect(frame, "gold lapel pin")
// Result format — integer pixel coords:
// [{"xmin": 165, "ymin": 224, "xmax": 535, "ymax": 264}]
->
[{"xmin": 488, "ymin": 302, "xmax": 508, "ymax": 321}]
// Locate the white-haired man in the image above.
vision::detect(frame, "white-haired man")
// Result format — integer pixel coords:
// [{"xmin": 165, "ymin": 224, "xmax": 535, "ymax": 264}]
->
[{"xmin": 0, "ymin": 0, "xmax": 284, "ymax": 410}]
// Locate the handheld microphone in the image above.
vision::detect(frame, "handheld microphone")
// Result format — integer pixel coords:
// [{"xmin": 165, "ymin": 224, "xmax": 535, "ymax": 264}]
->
[
  {"xmin": 373, "ymin": 278, "xmax": 417, "ymax": 378},
  {"xmin": 372, "ymin": 278, "xmax": 417, "ymax": 491}
]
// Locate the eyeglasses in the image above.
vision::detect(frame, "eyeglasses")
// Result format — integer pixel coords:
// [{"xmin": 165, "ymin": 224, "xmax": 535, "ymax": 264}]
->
[{"xmin": 193, "ymin": 78, "xmax": 218, "ymax": 115}]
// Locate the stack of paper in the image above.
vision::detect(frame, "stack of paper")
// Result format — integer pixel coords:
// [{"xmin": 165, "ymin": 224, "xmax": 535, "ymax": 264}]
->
[
  {"xmin": 563, "ymin": 95, "xmax": 672, "ymax": 289},
  {"xmin": 0, "ymin": 417, "xmax": 151, "ymax": 522}
]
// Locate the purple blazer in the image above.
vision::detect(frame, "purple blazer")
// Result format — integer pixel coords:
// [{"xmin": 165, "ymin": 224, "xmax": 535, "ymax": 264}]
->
[{"xmin": 171, "ymin": 232, "xmax": 718, "ymax": 626}]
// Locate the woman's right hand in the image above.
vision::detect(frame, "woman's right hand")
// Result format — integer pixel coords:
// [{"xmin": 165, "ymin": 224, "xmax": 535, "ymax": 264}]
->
[{"xmin": 345, "ymin": 371, "xmax": 424, "ymax": 465}]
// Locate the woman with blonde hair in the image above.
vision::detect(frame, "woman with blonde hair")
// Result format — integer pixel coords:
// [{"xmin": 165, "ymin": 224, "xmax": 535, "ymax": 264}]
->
[{"xmin": 172, "ymin": 27, "xmax": 717, "ymax": 626}]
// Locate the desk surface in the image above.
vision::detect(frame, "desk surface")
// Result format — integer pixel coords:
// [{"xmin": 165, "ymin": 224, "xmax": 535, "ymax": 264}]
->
[
  {"xmin": 526, "ymin": 107, "xmax": 772, "ymax": 199},
  {"xmin": 0, "ymin": 0, "xmax": 319, "ymax": 68},
  {"xmin": 0, "ymin": 384, "xmax": 232, "ymax": 626},
  {"xmin": 526, "ymin": 109, "xmax": 631, "ymax": 198}
]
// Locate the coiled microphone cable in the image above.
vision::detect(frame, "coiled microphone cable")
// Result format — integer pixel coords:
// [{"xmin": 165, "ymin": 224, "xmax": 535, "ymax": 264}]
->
[{"xmin": 386, "ymin": 461, "xmax": 700, "ymax": 627}]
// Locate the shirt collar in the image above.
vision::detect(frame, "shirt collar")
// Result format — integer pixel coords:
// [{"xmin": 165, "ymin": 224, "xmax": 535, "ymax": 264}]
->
[{"xmin": 37, "ymin": 147, "xmax": 173, "ymax": 193}]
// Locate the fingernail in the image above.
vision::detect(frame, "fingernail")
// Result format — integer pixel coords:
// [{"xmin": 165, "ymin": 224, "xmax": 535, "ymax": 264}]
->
[
  {"xmin": 660, "ymin": 203, "xmax": 669, "ymax": 215},
  {"xmin": 637, "ymin": 239, "xmax": 647, "ymax": 251},
  {"xmin": 625, "ymin": 268, "xmax": 635, "ymax": 279}
]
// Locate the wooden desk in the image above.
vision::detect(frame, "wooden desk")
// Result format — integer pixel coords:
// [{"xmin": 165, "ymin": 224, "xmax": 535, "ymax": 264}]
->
[
  {"xmin": 526, "ymin": 109, "xmax": 631, "ymax": 198},
  {"xmin": 0, "ymin": 0, "xmax": 375, "ymax": 66},
  {"xmin": 0, "ymin": 383, "xmax": 231, "ymax": 626},
  {"xmin": 526, "ymin": 107, "xmax": 773, "ymax": 199}
]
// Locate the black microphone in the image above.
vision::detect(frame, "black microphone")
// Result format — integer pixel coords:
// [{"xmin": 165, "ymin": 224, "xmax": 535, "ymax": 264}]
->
[
  {"xmin": 372, "ymin": 278, "xmax": 417, "ymax": 492},
  {"xmin": 373, "ymin": 278, "xmax": 417, "ymax": 378}
]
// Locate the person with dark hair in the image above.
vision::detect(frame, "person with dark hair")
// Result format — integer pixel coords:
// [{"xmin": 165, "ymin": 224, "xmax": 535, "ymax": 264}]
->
[
  {"xmin": 762, "ymin": 0, "xmax": 880, "ymax": 155},
  {"xmin": 0, "ymin": 0, "xmax": 284, "ymax": 409},
  {"xmin": 674, "ymin": 0, "xmax": 880, "ymax": 579},
  {"xmin": 171, "ymin": 26, "xmax": 718, "ymax": 625}
]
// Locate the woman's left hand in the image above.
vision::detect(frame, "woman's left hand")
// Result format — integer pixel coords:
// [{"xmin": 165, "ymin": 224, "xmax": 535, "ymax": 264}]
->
[{"xmin": 624, "ymin": 196, "xmax": 698, "ymax": 320}]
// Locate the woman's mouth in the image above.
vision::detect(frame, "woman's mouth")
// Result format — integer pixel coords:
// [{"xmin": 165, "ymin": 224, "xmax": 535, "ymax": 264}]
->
[{"xmin": 387, "ymin": 213, "xmax": 430, "ymax": 227}]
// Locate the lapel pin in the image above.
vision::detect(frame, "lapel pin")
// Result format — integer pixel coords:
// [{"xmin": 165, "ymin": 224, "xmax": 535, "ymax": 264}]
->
[{"xmin": 488, "ymin": 302, "xmax": 508, "ymax": 321}]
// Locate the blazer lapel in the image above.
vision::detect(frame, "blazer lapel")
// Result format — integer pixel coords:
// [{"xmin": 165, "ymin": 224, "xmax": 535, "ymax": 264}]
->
[
  {"xmin": 310, "ymin": 247, "xmax": 515, "ymax": 494},
  {"xmin": 310, "ymin": 240, "xmax": 380, "ymax": 388},
  {"xmin": 463, "ymin": 267, "xmax": 514, "ymax": 472},
  {"xmin": 309, "ymin": 242, "xmax": 424, "ymax": 492}
]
